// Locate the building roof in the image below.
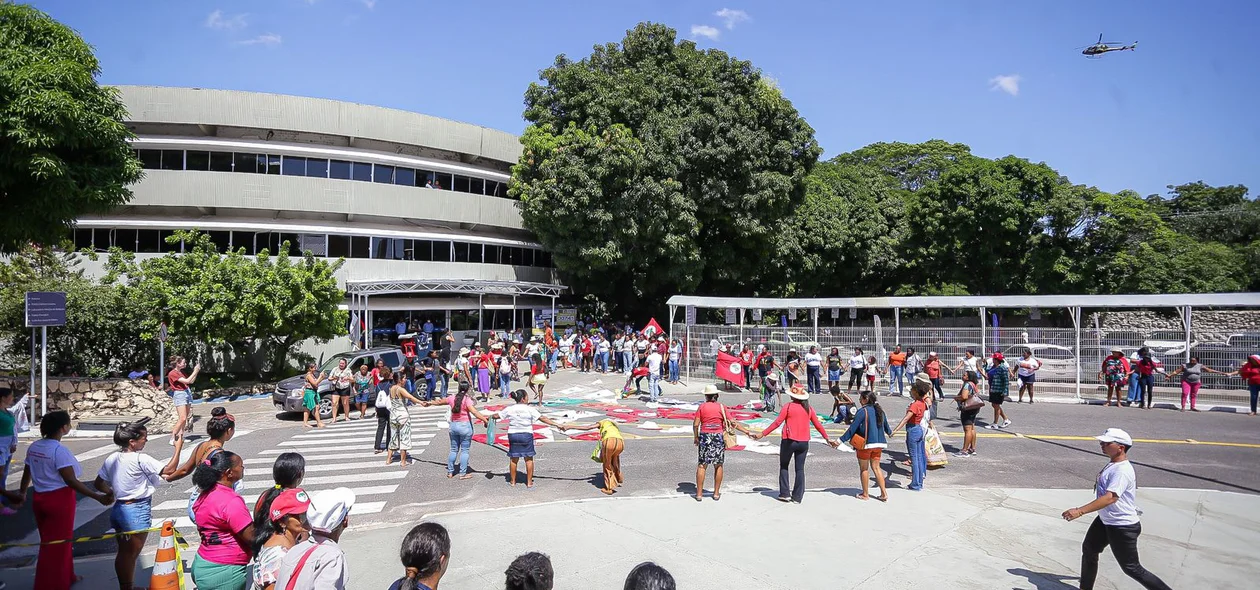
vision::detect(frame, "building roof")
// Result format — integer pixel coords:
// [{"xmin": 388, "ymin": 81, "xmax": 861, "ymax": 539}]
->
[{"xmin": 665, "ymin": 293, "xmax": 1260, "ymax": 310}]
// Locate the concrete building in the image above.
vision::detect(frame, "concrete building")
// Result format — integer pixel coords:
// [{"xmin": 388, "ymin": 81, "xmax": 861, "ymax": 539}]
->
[{"xmin": 74, "ymin": 86, "xmax": 563, "ymax": 357}]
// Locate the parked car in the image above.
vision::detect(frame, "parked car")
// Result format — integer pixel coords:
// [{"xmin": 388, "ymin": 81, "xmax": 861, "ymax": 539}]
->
[
  {"xmin": 765, "ymin": 330, "xmax": 819, "ymax": 352},
  {"xmin": 1143, "ymin": 330, "xmax": 1197, "ymax": 356},
  {"xmin": 273, "ymin": 346, "xmax": 407, "ymax": 420},
  {"xmin": 1001, "ymin": 343, "xmax": 1079, "ymax": 381}
]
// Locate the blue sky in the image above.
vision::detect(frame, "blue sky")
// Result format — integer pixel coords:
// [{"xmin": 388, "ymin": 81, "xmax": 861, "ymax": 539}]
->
[{"xmin": 28, "ymin": 0, "xmax": 1260, "ymax": 198}]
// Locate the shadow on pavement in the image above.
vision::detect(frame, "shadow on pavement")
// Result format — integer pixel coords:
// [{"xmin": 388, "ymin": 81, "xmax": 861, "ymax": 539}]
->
[
  {"xmin": 1021, "ymin": 433, "xmax": 1260, "ymax": 494},
  {"xmin": 1007, "ymin": 567, "xmax": 1077, "ymax": 589}
]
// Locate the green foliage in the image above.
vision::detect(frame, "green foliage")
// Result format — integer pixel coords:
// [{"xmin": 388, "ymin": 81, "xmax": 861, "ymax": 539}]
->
[
  {"xmin": 0, "ymin": 4, "xmax": 141, "ymax": 252},
  {"xmin": 513, "ymin": 22, "xmax": 821, "ymax": 313}
]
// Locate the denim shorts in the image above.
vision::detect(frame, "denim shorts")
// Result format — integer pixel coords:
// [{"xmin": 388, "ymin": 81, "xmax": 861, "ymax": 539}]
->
[
  {"xmin": 171, "ymin": 389, "xmax": 192, "ymax": 407},
  {"xmin": 354, "ymin": 391, "xmax": 371, "ymax": 404},
  {"xmin": 828, "ymin": 369, "xmax": 842, "ymax": 381},
  {"xmin": 110, "ymin": 497, "xmax": 153, "ymax": 533}
]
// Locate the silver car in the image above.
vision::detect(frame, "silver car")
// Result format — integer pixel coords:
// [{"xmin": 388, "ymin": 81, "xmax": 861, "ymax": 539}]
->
[{"xmin": 273, "ymin": 346, "xmax": 407, "ymax": 420}]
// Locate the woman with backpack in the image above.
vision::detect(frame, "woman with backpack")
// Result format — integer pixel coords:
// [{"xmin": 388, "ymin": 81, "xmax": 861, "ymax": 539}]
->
[
  {"xmin": 838, "ymin": 390, "xmax": 892, "ymax": 501},
  {"xmin": 751, "ymin": 384, "xmax": 840, "ymax": 503}
]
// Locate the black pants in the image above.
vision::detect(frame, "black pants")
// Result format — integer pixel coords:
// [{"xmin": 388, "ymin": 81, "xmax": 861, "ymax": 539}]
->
[
  {"xmin": 1137, "ymin": 375, "xmax": 1155, "ymax": 408},
  {"xmin": 1080, "ymin": 517, "xmax": 1172, "ymax": 590},
  {"xmin": 375, "ymin": 407, "xmax": 391, "ymax": 451},
  {"xmin": 778, "ymin": 440, "xmax": 809, "ymax": 503}
]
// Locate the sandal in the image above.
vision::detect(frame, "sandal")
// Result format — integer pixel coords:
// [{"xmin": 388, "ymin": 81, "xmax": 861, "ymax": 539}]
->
[
  {"xmin": 855, "ymin": 493, "xmax": 869, "ymax": 501},
  {"xmin": 875, "ymin": 495, "xmax": 888, "ymax": 502},
  {"xmin": 459, "ymin": 474, "xmax": 474, "ymax": 480},
  {"xmin": 712, "ymin": 492, "xmax": 721, "ymax": 501}
]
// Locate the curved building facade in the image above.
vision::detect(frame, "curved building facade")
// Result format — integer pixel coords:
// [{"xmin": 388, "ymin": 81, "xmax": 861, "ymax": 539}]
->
[{"xmin": 76, "ymin": 86, "xmax": 562, "ymax": 350}]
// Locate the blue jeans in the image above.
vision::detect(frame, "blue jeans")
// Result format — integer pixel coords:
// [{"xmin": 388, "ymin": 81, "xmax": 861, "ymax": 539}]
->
[
  {"xmin": 1126, "ymin": 372, "xmax": 1140, "ymax": 402},
  {"xmin": 669, "ymin": 359, "xmax": 679, "ymax": 382},
  {"xmin": 806, "ymin": 366, "xmax": 821, "ymax": 395},
  {"xmin": 597, "ymin": 351, "xmax": 608, "ymax": 372},
  {"xmin": 548, "ymin": 349, "xmax": 558, "ymax": 373},
  {"xmin": 440, "ymin": 373, "xmax": 450, "ymax": 396},
  {"xmin": 448, "ymin": 421, "xmax": 473, "ymax": 475},
  {"xmin": 889, "ymin": 365, "xmax": 905, "ymax": 395},
  {"xmin": 499, "ymin": 372, "xmax": 511, "ymax": 396},
  {"xmin": 424, "ymin": 376, "xmax": 436, "ymax": 401},
  {"xmin": 649, "ymin": 374, "xmax": 661, "ymax": 401},
  {"xmin": 623, "ymin": 352, "xmax": 633, "ymax": 374},
  {"xmin": 1250, "ymin": 384, "xmax": 1259, "ymax": 414},
  {"xmin": 906, "ymin": 424, "xmax": 926, "ymax": 490}
]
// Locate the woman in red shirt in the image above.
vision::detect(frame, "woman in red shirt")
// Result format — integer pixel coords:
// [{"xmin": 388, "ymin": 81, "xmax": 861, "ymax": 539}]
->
[
  {"xmin": 891, "ymin": 387, "xmax": 929, "ymax": 491},
  {"xmin": 752, "ymin": 385, "xmax": 839, "ymax": 503},
  {"xmin": 692, "ymin": 385, "xmax": 754, "ymax": 502}
]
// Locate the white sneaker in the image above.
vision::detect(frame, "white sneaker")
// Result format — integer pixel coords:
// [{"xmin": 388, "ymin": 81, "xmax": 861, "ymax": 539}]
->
[
  {"xmin": 168, "ymin": 437, "xmax": 176, "ymax": 445},
  {"xmin": 984, "ymin": 424, "xmax": 998, "ymax": 430},
  {"xmin": 1000, "ymin": 419, "xmax": 1012, "ymax": 428}
]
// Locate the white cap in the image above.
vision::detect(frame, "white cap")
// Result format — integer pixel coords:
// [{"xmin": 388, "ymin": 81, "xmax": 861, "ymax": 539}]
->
[
  {"xmin": 306, "ymin": 487, "xmax": 356, "ymax": 533},
  {"xmin": 1095, "ymin": 428, "xmax": 1133, "ymax": 447}
]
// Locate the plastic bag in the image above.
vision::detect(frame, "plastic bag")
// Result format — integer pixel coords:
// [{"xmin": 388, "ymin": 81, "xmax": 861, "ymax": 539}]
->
[
  {"xmin": 590, "ymin": 442, "xmax": 603, "ymax": 463},
  {"xmin": 925, "ymin": 427, "xmax": 948, "ymax": 468}
]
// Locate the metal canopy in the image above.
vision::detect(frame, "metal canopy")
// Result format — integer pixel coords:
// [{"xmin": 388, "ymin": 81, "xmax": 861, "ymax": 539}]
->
[
  {"xmin": 665, "ymin": 293, "xmax": 1260, "ymax": 310},
  {"xmin": 346, "ymin": 278, "xmax": 566, "ymax": 298}
]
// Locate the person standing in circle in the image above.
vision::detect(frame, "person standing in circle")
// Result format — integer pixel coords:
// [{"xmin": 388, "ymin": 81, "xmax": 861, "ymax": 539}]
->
[
  {"xmin": 1166, "ymin": 357, "xmax": 1227, "ymax": 412},
  {"xmin": 424, "ymin": 381, "xmax": 493, "ymax": 479},
  {"xmin": 837, "ymin": 391, "xmax": 892, "ymax": 502},
  {"xmin": 493, "ymin": 389, "xmax": 567, "ymax": 487},
  {"xmin": 803, "ymin": 346, "xmax": 823, "ymax": 395},
  {"xmin": 950, "ymin": 350, "xmax": 981, "ymax": 397},
  {"xmin": 386, "ymin": 369, "xmax": 425, "ymax": 467},
  {"xmin": 166, "ymin": 356, "xmax": 202, "ymax": 445},
  {"xmin": 562, "ymin": 418, "xmax": 625, "ymax": 495},
  {"xmin": 388, "ymin": 522, "xmax": 450, "ymax": 590},
  {"xmin": 328, "ymin": 358, "xmax": 354, "ymax": 423},
  {"xmin": 1098, "ymin": 347, "xmax": 1131, "ymax": 408},
  {"xmin": 189, "ymin": 450, "xmax": 253, "ymax": 590},
  {"xmin": 94, "ymin": 419, "xmax": 184, "ymax": 590},
  {"xmin": 301, "ymin": 362, "xmax": 327, "ymax": 429},
  {"xmin": 845, "ymin": 348, "xmax": 866, "ymax": 395},
  {"xmin": 1132, "ymin": 347, "xmax": 1161, "ymax": 410},
  {"xmin": 887, "ymin": 345, "xmax": 907, "ymax": 396},
  {"xmin": 1062, "ymin": 428, "xmax": 1173, "ymax": 590},
  {"xmin": 1014, "ymin": 349, "xmax": 1040, "ymax": 403},
  {"xmin": 751, "ymin": 385, "xmax": 839, "ymax": 503},
  {"xmin": 985, "ymin": 353, "xmax": 1012, "ymax": 430},
  {"xmin": 691, "ymin": 384, "xmax": 755, "ymax": 501},
  {"xmin": 353, "ymin": 362, "xmax": 375, "ymax": 419},
  {"xmin": 528, "ymin": 350, "xmax": 550, "ymax": 405},
  {"xmin": 890, "ymin": 387, "xmax": 929, "ymax": 491},
  {"xmin": 1236, "ymin": 355, "xmax": 1260, "ymax": 416},
  {"xmin": 826, "ymin": 347, "xmax": 843, "ymax": 393},
  {"xmin": 923, "ymin": 351, "xmax": 945, "ymax": 400}
]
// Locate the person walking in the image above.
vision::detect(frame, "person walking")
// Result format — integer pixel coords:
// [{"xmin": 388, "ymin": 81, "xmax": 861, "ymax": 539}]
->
[
  {"xmin": 425, "ymin": 381, "xmax": 493, "ymax": 479},
  {"xmin": 328, "ymin": 358, "xmax": 354, "ymax": 423},
  {"xmin": 562, "ymin": 419, "xmax": 625, "ymax": 495},
  {"xmin": 388, "ymin": 522, "xmax": 450, "ymax": 590},
  {"xmin": 890, "ymin": 387, "xmax": 929, "ymax": 491},
  {"xmin": 803, "ymin": 346, "xmax": 824, "ymax": 395},
  {"xmin": 19, "ymin": 411, "xmax": 113, "ymax": 590},
  {"xmin": 1166, "ymin": 357, "xmax": 1226, "ymax": 412},
  {"xmin": 1062, "ymin": 428, "xmax": 1174, "ymax": 590},
  {"xmin": 692, "ymin": 385, "xmax": 755, "ymax": 501},
  {"xmin": 887, "ymin": 345, "xmax": 907, "ymax": 396},
  {"xmin": 385, "ymin": 369, "xmax": 425, "ymax": 466},
  {"xmin": 189, "ymin": 450, "xmax": 253, "ymax": 590},
  {"xmin": 751, "ymin": 385, "xmax": 840, "ymax": 503},
  {"xmin": 838, "ymin": 390, "xmax": 892, "ymax": 501},
  {"xmin": 1015, "ymin": 349, "xmax": 1040, "ymax": 403},
  {"xmin": 166, "ymin": 356, "xmax": 201, "ymax": 444},
  {"xmin": 985, "ymin": 353, "xmax": 1012, "ymax": 429},
  {"xmin": 93, "ymin": 419, "xmax": 184, "ymax": 590},
  {"xmin": 1099, "ymin": 347, "xmax": 1131, "ymax": 407},
  {"xmin": 493, "ymin": 389, "xmax": 566, "ymax": 487}
]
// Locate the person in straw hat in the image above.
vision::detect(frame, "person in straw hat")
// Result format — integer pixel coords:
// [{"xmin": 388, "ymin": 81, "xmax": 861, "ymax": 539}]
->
[
  {"xmin": 1098, "ymin": 347, "xmax": 1131, "ymax": 407},
  {"xmin": 752, "ymin": 384, "xmax": 839, "ymax": 503},
  {"xmin": 760, "ymin": 372, "xmax": 783, "ymax": 413},
  {"xmin": 692, "ymin": 384, "xmax": 755, "ymax": 502}
]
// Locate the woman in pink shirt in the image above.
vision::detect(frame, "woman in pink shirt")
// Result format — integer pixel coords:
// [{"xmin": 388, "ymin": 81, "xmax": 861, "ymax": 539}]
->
[
  {"xmin": 752, "ymin": 385, "xmax": 839, "ymax": 503},
  {"xmin": 692, "ymin": 385, "xmax": 754, "ymax": 502},
  {"xmin": 426, "ymin": 381, "xmax": 492, "ymax": 479},
  {"xmin": 190, "ymin": 449, "xmax": 253, "ymax": 590}
]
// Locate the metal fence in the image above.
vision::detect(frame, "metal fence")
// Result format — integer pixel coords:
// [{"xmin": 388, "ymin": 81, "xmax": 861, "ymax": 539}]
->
[{"xmin": 677, "ymin": 323, "xmax": 1258, "ymax": 407}]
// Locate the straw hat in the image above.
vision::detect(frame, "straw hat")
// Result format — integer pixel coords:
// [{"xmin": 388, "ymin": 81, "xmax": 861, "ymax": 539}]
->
[
  {"xmin": 765, "ymin": 373, "xmax": 779, "ymax": 381},
  {"xmin": 914, "ymin": 372, "xmax": 932, "ymax": 386},
  {"xmin": 701, "ymin": 384, "xmax": 720, "ymax": 396},
  {"xmin": 788, "ymin": 385, "xmax": 809, "ymax": 401},
  {"xmin": 458, "ymin": 347, "xmax": 470, "ymax": 356}
]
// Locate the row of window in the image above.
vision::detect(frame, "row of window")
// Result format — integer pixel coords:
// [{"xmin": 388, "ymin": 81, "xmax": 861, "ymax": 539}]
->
[
  {"xmin": 134, "ymin": 149, "xmax": 512, "ymax": 199},
  {"xmin": 72, "ymin": 228, "xmax": 553, "ymax": 267}
]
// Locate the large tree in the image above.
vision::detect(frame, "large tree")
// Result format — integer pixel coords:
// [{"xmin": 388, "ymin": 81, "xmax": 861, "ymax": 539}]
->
[
  {"xmin": 0, "ymin": 4, "xmax": 141, "ymax": 252},
  {"xmin": 512, "ymin": 22, "xmax": 821, "ymax": 313}
]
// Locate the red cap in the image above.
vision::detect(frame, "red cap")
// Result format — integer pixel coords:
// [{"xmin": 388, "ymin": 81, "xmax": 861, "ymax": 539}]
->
[
  {"xmin": 991, "ymin": 352, "xmax": 1005, "ymax": 361},
  {"xmin": 269, "ymin": 489, "xmax": 311, "ymax": 522}
]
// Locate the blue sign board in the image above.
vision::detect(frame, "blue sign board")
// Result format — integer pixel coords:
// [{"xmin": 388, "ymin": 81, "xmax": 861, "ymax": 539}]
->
[{"xmin": 25, "ymin": 291, "xmax": 66, "ymax": 327}]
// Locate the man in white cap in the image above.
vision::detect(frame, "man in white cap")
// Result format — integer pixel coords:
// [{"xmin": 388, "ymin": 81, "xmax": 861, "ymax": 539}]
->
[
  {"xmin": 277, "ymin": 487, "xmax": 356, "ymax": 589},
  {"xmin": 1062, "ymin": 429, "xmax": 1172, "ymax": 590}
]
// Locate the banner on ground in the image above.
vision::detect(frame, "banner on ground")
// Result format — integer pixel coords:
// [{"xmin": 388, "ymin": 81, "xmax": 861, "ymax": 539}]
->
[{"xmin": 715, "ymin": 351, "xmax": 747, "ymax": 387}]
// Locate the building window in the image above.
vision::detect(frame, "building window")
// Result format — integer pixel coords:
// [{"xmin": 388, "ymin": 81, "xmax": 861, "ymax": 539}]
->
[
  {"xmin": 209, "ymin": 152, "xmax": 233, "ymax": 172},
  {"xmin": 185, "ymin": 151, "xmax": 210, "ymax": 171},
  {"xmin": 329, "ymin": 160, "xmax": 351, "ymax": 180},
  {"xmin": 450, "ymin": 310, "xmax": 481, "ymax": 331},
  {"xmin": 470, "ymin": 178, "xmax": 484, "ymax": 195},
  {"xmin": 136, "ymin": 230, "xmax": 161, "ymax": 253},
  {"xmin": 233, "ymin": 152, "xmax": 258, "ymax": 173},
  {"xmin": 299, "ymin": 234, "xmax": 327, "ymax": 256},
  {"xmin": 501, "ymin": 246, "xmax": 520, "ymax": 266},
  {"xmin": 411, "ymin": 240, "xmax": 432, "ymax": 261},
  {"xmin": 351, "ymin": 162, "xmax": 372, "ymax": 182},
  {"xmin": 484, "ymin": 181, "xmax": 497, "ymax": 196},
  {"xmin": 484, "ymin": 245, "xmax": 500, "ymax": 265},
  {"xmin": 467, "ymin": 243, "xmax": 483, "ymax": 263},
  {"xmin": 496, "ymin": 182, "xmax": 510, "ymax": 198},
  {"xmin": 433, "ymin": 173, "xmax": 452, "ymax": 190},
  {"xmin": 521, "ymin": 249, "xmax": 534, "ymax": 267},
  {"xmin": 433, "ymin": 240, "xmax": 452, "ymax": 262},
  {"xmin": 305, "ymin": 158, "xmax": 328, "ymax": 178},
  {"xmin": 395, "ymin": 167, "xmax": 416, "ymax": 187},
  {"xmin": 373, "ymin": 164, "xmax": 395, "ymax": 184},
  {"xmin": 327, "ymin": 234, "xmax": 350, "ymax": 258},
  {"xmin": 159, "ymin": 150, "xmax": 183, "ymax": 170},
  {"xmin": 281, "ymin": 156, "xmax": 306, "ymax": 176},
  {"xmin": 207, "ymin": 231, "xmax": 231, "ymax": 252},
  {"xmin": 453, "ymin": 242, "xmax": 469, "ymax": 263},
  {"xmin": 452, "ymin": 175, "xmax": 470, "ymax": 193},
  {"xmin": 350, "ymin": 236, "xmax": 369, "ymax": 258},
  {"xmin": 137, "ymin": 149, "xmax": 162, "ymax": 170},
  {"xmin": 73, "ymin": 229, "xmax": 94, "ymax": 250},
  {"xmin": 263, "ymin": 155, "xmax": 281, "ymax": 175}
]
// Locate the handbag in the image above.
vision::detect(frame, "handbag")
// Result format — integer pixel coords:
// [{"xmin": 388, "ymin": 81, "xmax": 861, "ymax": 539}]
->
[
  {"xmin": 850, "ymin": 407, "xmax": 870, "ymax": 451},
  {"xmin": 719, "ymin": 405, "xmax": 737, "ymax": 448},
  {"xmin": 959, "ymin": 384, "xmax": 984, "ymax": 411}
]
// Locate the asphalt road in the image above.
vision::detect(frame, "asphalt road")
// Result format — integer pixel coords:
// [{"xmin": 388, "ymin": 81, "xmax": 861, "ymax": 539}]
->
[{"xmin": 3, "ymin": 369, "xmax": 1259, "ymax": 563}]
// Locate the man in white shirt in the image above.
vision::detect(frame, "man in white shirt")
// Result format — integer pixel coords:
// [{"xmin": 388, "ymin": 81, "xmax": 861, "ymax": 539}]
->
[
  {"xmin": 803, "ymin": 346, "xmax": 824, "ymax": 395},
  {"xmin": 645, "ymin": 349, "xmax": 663, "ymax": 402},
  {"xmin": 1062, "ymin": 428, "xmax": 1172, "ymax": 590}
]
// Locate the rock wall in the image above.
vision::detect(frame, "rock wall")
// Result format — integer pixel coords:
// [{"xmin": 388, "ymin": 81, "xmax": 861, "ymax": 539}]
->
[
  {"xmin": 3, "ymin": 378, "xmax": 178, "ymax": 433},
  {"xmin": 1095, "ymin": 311, "xmax": 1260, "ymax": 343}
]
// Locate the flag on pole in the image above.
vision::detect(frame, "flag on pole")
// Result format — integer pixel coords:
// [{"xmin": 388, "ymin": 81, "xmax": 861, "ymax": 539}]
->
[
  {"xmin": 715, "ymin": 351, "xmax": 747, "ymax": 388},
  {"xmin": 348, "ymin": 312, "xmax": 361, "ymax": 347},
  {"xmin": 642, "ymin": 317, "xmax": 666, "ymax": 339}
]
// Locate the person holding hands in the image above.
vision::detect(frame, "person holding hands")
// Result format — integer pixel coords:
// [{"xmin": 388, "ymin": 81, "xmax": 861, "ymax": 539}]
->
[{"xmin": 751, "ymin": 385, "xmax": 839, "ymax": 504}]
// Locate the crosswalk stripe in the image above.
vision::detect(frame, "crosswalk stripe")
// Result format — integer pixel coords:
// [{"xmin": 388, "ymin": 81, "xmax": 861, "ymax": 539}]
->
[
  {"xmin": 239, "ymin": 470, "xmax": 407, "ymax": 489},
  {"xmin": 244, "ymin": 451, "xmax": 381, "ymax": 464},
  {"xmin": 279, "ymin": 437, "xmax": 375, "ymax": 447},
  {"xmin": 149, "ymin": 501, "xmax": 385, "ymax": 532},
  {"xmin": 292, "ymin": 429, "xmax": 379, "ymax": 439},
  {"xmin": 151, "ymin": 485, "xmax": 399, "ymax": 511}
]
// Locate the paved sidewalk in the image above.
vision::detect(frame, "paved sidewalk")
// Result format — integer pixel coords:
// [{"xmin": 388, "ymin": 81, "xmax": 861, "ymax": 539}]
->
[{"xmin": 8, "ymin": 486, "xmax": 1255, "ymax": 589}]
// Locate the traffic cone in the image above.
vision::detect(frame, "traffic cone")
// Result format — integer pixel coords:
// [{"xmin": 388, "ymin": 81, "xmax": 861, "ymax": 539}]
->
[{"xmin": 149, "ymin": 519, "xmax": 182, "ymax": 590}]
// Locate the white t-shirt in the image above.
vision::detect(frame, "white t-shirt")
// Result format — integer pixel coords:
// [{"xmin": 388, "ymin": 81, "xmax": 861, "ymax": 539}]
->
[
  {"xmin": 525, "ymin": 343, "xmax": 539, "ymax": 357},
  {"xmin": 804, "ymin": 353, "xmax": 823, "ymax": 367},
  {"xmin": 864, "ymin": 364, "xmax": 879, "ymax": 378},
  {"xmin": 597, "ymin": 339, "xmax": 610, "ymax": 353},
  {"xmin": 646, "ymin": 352, "xmax": 662, "ymax": 373},
  {"xmin": 849, "ymin": 355, "xmax": 866, "ymax": 369},
  {"xmin": 499, "ymin": 404, "xmax": 542, "ymax": 434},
  {"xmin": 1017, "ymin": 357, "xmax": 1040, "ymax": 377},
  {"xmin": 623, "ymin": 339, "xmax": 635, "ymax": 354},
  {"xmin": 1096, "ymin": 460, "xmax": 1140, "ymax": 526},
  {"xmin": 636, "ymin": 339, "xmax": 649, "ymax": 353},
  {"xmin": 962, "ymin": 357, "xmax": 980, "ymax": 372},
  {"xmin": 499, "ymin": 356, "xmax": 513, "ymax": 375},
  {"xmin": 24, "ymin": 438, "xmax": 79, "ymax": 493},
  {"xmin": 98, "ymin": 451, "xmax": 166, "ymax": 501}
]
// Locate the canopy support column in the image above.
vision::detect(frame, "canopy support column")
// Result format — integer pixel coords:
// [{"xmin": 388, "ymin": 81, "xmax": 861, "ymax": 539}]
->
[
  {"xmin": 512, "ymin": 295, "xmax": 518, "ymax": 332},
  {"xmin": 979, "ymin": 307, "xmax": 987, "ymax": 357},
  {"xmin": 1070, "ymin": 306, "xmax": 1082, "ymax": 402},
  {"xmin": 478, "ymin": 294, "xmax": 484, "ymax": 345},
  {"xmin": 812, "ymin": 308, "xmax": 819, "ymax": 349},
  {"xmin": 894, "ymin": 307, "xmax": 901, "ymax": 345},
  {"xmin": 1179, "ymin": 306, "xmax": 1193, "ymax": 363},
  {"xmin": 739, "ymin": 308, "xmax": 745, "ymax": 347}
]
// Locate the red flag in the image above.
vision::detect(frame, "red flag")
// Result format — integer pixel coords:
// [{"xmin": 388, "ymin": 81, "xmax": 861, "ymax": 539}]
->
[
  {"xmin": 715, "ymin": 351, "xmax": 747, "ymax": 387},
  {"xmin": 642, "ymin": 318, "xmax": 666, "ymax": 339}
]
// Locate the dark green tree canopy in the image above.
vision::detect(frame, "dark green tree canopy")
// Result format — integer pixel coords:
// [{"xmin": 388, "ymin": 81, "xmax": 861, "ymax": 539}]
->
[
  {"xmin": 0, "ymin": 3, "xmax": 141, "ymax": 252},
  {"xmin": 513, "ymin": 22, "xmax": 821, "ymax": 312}
]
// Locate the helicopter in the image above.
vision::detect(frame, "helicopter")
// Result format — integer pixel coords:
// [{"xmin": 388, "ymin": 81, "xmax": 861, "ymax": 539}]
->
[{"xmin": 1080, "ymin": 33, "xmax": 1137, "ymax": 58}]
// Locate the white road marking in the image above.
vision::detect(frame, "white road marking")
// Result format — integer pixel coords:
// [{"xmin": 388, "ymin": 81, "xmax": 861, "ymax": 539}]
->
[
  {"xmin": 244, "ymin": 451, "xmax": 381, "ymax": 464},
  {"xmin": 152, "ymin": 485, "xmax": 399, "ymax": 511},
  {"xmin": 279, "ymin": 436, "xmax": 375, "ymax": 447},
  {"xmin": 238, "ymin": 470, "xmax": 407, "ymax": 489}
]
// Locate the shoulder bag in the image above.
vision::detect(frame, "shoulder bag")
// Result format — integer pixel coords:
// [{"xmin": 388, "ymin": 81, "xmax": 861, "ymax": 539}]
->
[
  {"xmin": 719, "ymin": 404, "xmax": 737, "ymax": 448},
  {"xmin": 850, "ymin": 407, "xmax": 870, "ymax": 451},
  {"xmin": 959, "ymin": 384, "xmax": 985, "ymax": 411}
]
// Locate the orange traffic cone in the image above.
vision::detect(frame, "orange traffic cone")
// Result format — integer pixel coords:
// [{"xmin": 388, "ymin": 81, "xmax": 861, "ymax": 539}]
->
[{"xmin": 149, "ymin": 519, "xmax": 182, "ymax": 590}]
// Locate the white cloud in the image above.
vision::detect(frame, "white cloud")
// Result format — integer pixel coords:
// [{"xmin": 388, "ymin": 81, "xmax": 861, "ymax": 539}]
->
[
  {"xmin": 988, "ymin": 74, "xmax": 1021, "ymax": 97},
  {"xmin": 205, "ymin": 9, "xmax": 248, "ymax": 31},
  {"xmin": 715, "ymin": 8, "xmax": 750, "ymax": 29},
  {"xmin": 360, "ymin": 0, "xmax": 377, "ymax": 8},
  {"xmin": 690, "ymin": 25, "xmax": 720, "ymax": 41},
  {"xmin": 237, "ymin": 33, "xmax": 282, "ymax": 46}
]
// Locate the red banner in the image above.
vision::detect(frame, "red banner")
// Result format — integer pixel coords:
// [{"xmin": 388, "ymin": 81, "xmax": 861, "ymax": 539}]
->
[
  {"xmin": 715, "ymin": 351, "xmax": 747, "ymax": 387},
  {"xmin": 642, "ymin": 317, "xmax": 666, "ymax": 339}
]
